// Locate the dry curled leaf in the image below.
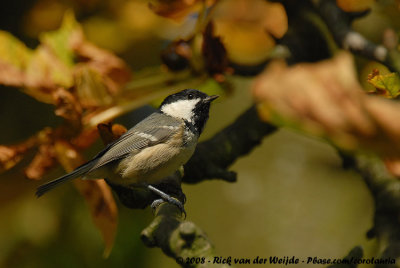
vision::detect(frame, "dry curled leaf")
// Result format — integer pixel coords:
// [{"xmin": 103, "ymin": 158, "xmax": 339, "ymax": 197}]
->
[
  {"xmin": 74, "ymin": 66, "xmax": 113, "ymax": 108},
  {"xmin": 52, "ymin": 87, "xmax": 83, "ymax": 123},
  {"xmin": 53, "ymin": 140, "xmax": 118, "ymax": 257},
  {"xmin": 0, "ymin": 138, "xmax": 36, "ymax": 173},
  {"xmin": 0, "ymin": 11, "xmax": 131, "ymax": 108},
  {"xmin": 253, "ymin": 52, "xmax": 400, "ymax": 160},
  {"xmin": 71, "ymin": 32, "xmax": 132, "ymax": 97},
  {"xmin": 0, "ymin": 129, "xmax": 55, "ymax": 175},
  {"xmin": 25, "ymin": 144, "xmax": 57, "ymax": 180},
  {"xmin": 73, "ymin": 179, "xmax": 118, "ymax": 258},
  {"xmin": 0, "ymin": 146, "xmax": 24, "ymax": 173}
]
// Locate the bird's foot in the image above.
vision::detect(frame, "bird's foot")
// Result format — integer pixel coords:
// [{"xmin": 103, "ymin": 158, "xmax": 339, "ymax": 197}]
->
[{"xmin": 148, "ymin": 185, "xmax": 186, "ymax": 218}]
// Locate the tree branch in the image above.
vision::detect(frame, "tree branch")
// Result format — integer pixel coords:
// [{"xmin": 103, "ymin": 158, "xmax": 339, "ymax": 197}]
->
[
  {"xmin": 341, "ymin": 153, "xmax": 400, "ymax": 266},
  {"xmin": 141, "ymin": 202, "xmax": 230, "ymax": 268},
  {"xmin": 327, "ymin": 246, "xmax": 363, "ymax": 268},
  {"xmin": 313, "ymin": 0, "xmax": 400, "ymax": 73}
]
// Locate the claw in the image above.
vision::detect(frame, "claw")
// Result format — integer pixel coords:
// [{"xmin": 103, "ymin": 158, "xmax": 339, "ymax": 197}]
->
[
  {"xmin": 147, "ymin": 185, "xmax": 186, "ymax": 218},
  {"xmin": 151, "ymin": 199, "xmax": 165, "ymax": 210}
]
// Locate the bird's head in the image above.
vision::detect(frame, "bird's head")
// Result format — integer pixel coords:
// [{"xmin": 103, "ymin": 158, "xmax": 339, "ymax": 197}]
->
[{"xmin": 159, "ymin": 89, "xmax": 219, "ymax": 134}]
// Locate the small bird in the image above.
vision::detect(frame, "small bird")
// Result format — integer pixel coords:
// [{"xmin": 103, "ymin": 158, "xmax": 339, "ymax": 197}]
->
[{"xmin": 36, "ymin": 89, "xmax": 218, "ymax": 212}]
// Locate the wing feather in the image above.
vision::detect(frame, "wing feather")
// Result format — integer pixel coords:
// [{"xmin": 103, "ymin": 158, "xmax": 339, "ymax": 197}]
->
[{"xmin": 89, "ymin": 113, "xmax": 182, "ymax": 171}]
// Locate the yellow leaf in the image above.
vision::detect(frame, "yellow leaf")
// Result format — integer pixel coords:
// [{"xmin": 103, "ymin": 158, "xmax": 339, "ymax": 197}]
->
[
  {"xmin": 367, "ymin": 70, "xmax": 400, "ymax": 98},
  {"xmin": 0, "ymin": 31, "xmax": 32, "ymax": 69},
  {"xmin": 214, "ymin": 0, "xmax": 287, "ymax": 65},
  {"xmin": 336, "ymin": 0, "xmax": 374, "ymax": 12},
  {"xmin": 0, "ymin": 31, "xmax": 32, "ymax": 87}
]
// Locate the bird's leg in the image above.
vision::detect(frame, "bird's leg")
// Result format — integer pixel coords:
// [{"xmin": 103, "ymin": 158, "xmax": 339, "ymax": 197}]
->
[{"xmin": 147, "ymin": 185, "xmax": 186, "ymax": 218}]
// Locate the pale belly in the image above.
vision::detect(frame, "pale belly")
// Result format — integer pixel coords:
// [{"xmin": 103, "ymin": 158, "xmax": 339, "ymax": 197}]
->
[{"xmin": 113, "ymin": 142, "xmax": 196, "ymax": 185}]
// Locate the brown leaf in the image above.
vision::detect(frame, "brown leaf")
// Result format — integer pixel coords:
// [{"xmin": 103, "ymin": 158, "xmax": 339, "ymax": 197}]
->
[
  {"xmin": 253, "ymin": 52, "xmax": 400, "ymax": 161},
  {"xmin": 97, "ymin": 123, "xmax": 127, "ymax": 145},
  {"xmin": 0, "ymin": 11, "xmax": 131, "ymax": 108},
  {"xmin": 52, "ymin": 87, "xmax": 82, "ymax": 123},
  {"xmin": 54, "ymin": 140, "xmax": 118, "ymax": 257},
  {"xmin": 0, "ymin": 146, "xmax": 23, "ymax": 173},
  {"xmin": 202, "ymin": 22, "xmax": 229, "ymax": 79},
  {"xmin": 70, "ymin": 31, "xmax": 132, "ymax": 96},
  {"xmin": 74, "ymin": 66, "xmax": 113, "ymax": 108},
  {"xmin": 73, "ymin": 179, "xmax": 118, "ymax": 258},
  {"xmin": 70, "ymin": 127, "xmax": 99, "ymax": 150},
  {"xmin": 384, "ymin": 158, "xmax": 400, "ymax": 177},
  {"xmin": 0, "ymin": 140, "xmax": 35, "ymax": 173},
  {"xmin": 25, "ymin": 46, "xmax": 73, "ymax": 91},
  {"xmin": 0, "ymin": 13, "xmax": 74, "ymax": 103},
  {"xmin": 25, "ymin": 144, "xmax": 57, "ymax": 180},
  {"xmin": 0, "ymin": 128, "xmax": 57, "ymax": 175},
  {"xmin": 148, "ymin": 0, "xmax": 203, "ymax": 21},
  {"xmin": 336, "ymin": 0, "xmax": 374, "ymax": 12}
]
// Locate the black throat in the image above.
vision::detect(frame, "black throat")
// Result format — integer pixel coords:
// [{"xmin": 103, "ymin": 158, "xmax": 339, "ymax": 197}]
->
[
  {"xmin": 183, "ymin": 120, "xmax": 199, "ymax": 136},
  {"xmin": 189, "ymin": 101, "xmax": 211, "ymax": 135}
]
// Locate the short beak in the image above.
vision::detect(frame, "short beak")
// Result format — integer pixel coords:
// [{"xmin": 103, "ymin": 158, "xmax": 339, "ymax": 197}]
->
[{"xmin": 204, "ymin": 95, "xmax": 219, "ymax": 103}]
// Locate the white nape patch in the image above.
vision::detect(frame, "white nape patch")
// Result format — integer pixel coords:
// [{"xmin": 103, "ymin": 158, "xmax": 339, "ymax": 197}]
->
[
  {"xmin": 134, "ymin": 131, "xmax": 158, "ymax": 142},
  {"xmin": 161, "ymin": 99, "xmax": 200, "ymax": 122},
  {"xmin": 343, "ymin": 32, "xmax": 366, "ymax": 50}
]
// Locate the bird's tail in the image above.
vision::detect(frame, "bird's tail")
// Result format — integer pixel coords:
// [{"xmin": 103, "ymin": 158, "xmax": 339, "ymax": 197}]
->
[{"xmin": 36, "ymin": 162, "xmax": 93, "ymax": 197}]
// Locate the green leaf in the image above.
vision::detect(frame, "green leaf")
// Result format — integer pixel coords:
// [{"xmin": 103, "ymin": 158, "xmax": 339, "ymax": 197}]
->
[
  {"xmin": 367, "ymin": 72, "xmax": 400, "ymax": 98},
  {"xmin": 0, "ymin": 31, "xmax": 33, "ymax": 88},
  {"xmin": 39, "ymin": 10, "xmax": 78, "ymax": 68},
  {"xmin": 0, "ymin": 31, "xmax": 32, "ymax": 69}
]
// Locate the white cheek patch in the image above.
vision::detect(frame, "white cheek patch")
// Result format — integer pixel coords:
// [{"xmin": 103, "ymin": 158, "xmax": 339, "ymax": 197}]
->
[
  {"xmin": 134, "ymin": 131, "xmax": 158, "ymax": 142},
  {"xmin": 161, "ymin": 99, "xmax": 200, "ymax": 122}
]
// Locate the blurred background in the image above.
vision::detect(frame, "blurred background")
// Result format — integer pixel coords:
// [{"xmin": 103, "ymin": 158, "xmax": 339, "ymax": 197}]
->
[{"xmin": 1, "ymin": 0, "xmax": 399, "ymax": 267}]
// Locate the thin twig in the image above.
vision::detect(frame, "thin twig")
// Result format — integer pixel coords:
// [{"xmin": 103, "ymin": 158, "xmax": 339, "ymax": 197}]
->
[{"xmin": 313, "ymin": 0, "xmax": 400, "ymax": 73}]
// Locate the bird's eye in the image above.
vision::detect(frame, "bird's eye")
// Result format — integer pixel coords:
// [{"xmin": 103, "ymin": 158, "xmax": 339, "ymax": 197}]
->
[{"xmin": 188, "ymin": 94, "xmax": 194, "ymax": 100}]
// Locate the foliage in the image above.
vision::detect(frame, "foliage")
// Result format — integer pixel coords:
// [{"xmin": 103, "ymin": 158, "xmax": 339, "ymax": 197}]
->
[
  {"xmin": 253, "ymin": 52, "xmax": 400, "ymax": 159},
  {"xmin": 367, "ymin": 69, "xmax": 400, "ymax": 98},
  {"xmin": 0, "ymin": 11, "xmax": 131, "ymax": 256}
]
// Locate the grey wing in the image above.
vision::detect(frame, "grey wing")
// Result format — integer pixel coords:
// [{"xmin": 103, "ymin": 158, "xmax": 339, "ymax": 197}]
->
[{"xmin": 88, "ymin": 113, "xmax": 182, "ymax": 171}]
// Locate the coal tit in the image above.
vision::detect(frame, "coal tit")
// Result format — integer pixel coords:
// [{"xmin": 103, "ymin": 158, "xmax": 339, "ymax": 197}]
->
[{"xmin": 36, "ymin": 89, "xmax": 218, "ymax": 212}]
